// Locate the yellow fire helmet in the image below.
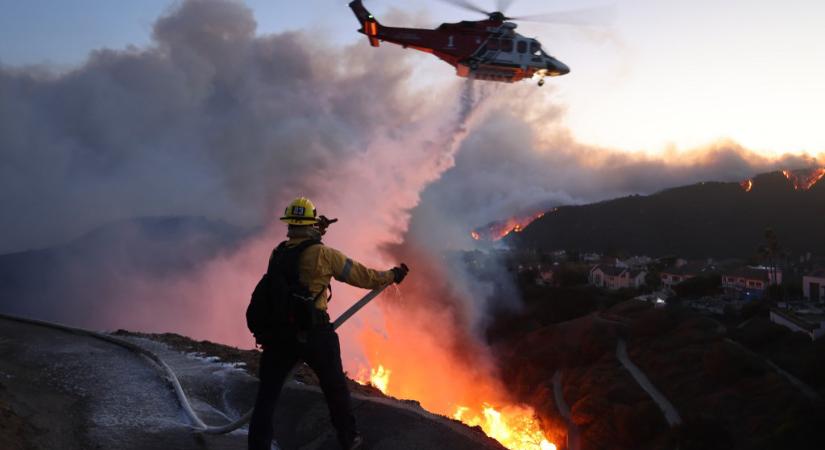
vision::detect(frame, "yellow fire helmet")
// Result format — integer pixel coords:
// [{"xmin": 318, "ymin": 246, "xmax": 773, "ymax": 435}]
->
[{"xmin": 280, "ymin": 197, "xmax": 319, "ymax": 225}]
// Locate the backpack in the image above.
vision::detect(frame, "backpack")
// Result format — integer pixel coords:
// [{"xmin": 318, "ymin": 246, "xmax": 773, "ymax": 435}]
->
[{"xmin": 245, "ymin": 239, "xmax": 322, "ymax": 345}]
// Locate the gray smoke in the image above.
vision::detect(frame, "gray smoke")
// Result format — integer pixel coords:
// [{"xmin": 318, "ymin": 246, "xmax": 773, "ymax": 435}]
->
[
  {"xmin": 0, "ymin": 0, "xmax": 443, "ymax": 254},
  {"xmin": 0, "ymin": 0, "xmax": 483, "ymax": 347},
  {"xmin": 399, "ymin": 93, "xmax": 821, "ymax": 334}
]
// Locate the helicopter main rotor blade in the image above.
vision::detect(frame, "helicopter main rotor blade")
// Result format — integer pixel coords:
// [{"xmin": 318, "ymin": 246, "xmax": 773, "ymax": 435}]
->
[
  {"xmin": 496, "ymin": 0, "xmax": 516, "ymax": 13},
  {"xmin": 511, "ymin": 4, "xmax": 617, "ymax": 26},
  {"xmin": 436, "ymin": 0, "xmax": 492, "ymax": 16}
]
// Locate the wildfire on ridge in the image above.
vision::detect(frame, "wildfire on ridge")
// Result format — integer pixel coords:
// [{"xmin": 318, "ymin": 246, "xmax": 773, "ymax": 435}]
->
[
  {"xmin": 471, "ymin": 211, "xmax": 547, "ymax": 241},
  {"xmin": 740, "ymin": 179, "xmax": 753, "ymax": 192},
  {"xmin": 781, "ymin": 168, "xmax": 825, "ymax": 191}
]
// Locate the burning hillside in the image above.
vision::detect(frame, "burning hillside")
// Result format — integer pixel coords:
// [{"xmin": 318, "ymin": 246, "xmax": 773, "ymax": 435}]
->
[
  {"xmin": 472, "ymin": 212, "xmax": 548, "ymax": 241},
  {"xmin": 781, "ymin": 168, "xmax": 825, "ymax": 190},
  {"xmin": 741, "ymin": 168, "xmax": 825, "ymax": 192}
]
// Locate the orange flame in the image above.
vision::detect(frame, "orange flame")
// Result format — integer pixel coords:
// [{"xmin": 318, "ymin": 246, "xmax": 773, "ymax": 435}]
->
[
  {"xmin": 355, "ymin": 364, "xmax": 392, "ymax": 394},
  {"xmin": 740, "ymin": 179, "xmax": 753, "ymax": 192},
  {"xmin": 454, "ymin": 404, "xmax": 557, "ymax": 450},
  {"xmin": 358, "ymin": 325, "xmax": 560, "ymax": 450},
  {"xmin": 781, "ymin": 168, "xmax": 825, "ymax": 190},
  {"xmin": 358, "ymin": 360, "xmax": 558, "ymax": 449},
  {"xmin": 357, "ymin": 226, "xmax": 561, "ymax": 450}
]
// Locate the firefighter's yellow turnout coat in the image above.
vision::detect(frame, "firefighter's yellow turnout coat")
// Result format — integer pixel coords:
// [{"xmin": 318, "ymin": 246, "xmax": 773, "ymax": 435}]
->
[{"xmin": 284, "ymin": 237, "xmax": 395, "ymax": 311}]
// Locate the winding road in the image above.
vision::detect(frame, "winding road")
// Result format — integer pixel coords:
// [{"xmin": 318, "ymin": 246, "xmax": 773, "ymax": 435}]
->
[
  {"xmin": 592, "ymin": 312, "xmax": 684, "ymax": 427},
  {"xmin": 615, "ymin": 339, "xmax": 682, "ymax": 427}
]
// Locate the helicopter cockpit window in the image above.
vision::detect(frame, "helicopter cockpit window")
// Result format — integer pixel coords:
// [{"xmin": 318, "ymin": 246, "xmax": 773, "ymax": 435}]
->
[
  {"xmin": 488, "ymin": 39, "xmax": 500, "ymax": 50},
  {"xmin": 517, "ymin": 41, "xmax": 527, "ymax": 54},
  {"xmin": 500, "ymin": 39, "xmax": 513, "ymax": 52},
  {"xmin": 530, "ymin": 41, "xmax": 541, "ymax": 55}
]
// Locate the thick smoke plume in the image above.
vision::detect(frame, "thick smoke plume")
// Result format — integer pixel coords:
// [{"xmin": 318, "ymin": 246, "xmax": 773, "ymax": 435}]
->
[
  {"xmin": 0, "ymin": 0, "xmax": 491, "ymax": 347},
  {"xmin": 0, "ymin": 0, "xmax": 461, "ymax": 255}
]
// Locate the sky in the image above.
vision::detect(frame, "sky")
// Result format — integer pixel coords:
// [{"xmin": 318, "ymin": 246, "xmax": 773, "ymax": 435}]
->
[
  {"xmin": 2, "ymin": 0, "xmax": 824, "ymax": 155},
  {"xmin": 1, "ymin": 1, "xmax": 822, "ymax": 429}
]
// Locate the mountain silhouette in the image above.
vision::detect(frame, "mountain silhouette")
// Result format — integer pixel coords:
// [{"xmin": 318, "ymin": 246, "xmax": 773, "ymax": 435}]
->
[{"xmin": 512, "ymin": 169, "xmax": 825, "ymax": 258}]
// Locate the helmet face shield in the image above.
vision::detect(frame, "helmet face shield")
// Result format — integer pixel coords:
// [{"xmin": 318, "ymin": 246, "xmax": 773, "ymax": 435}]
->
[{"xmin": 280, "ymin": 197, "xmax": 319, "ymax": 225}]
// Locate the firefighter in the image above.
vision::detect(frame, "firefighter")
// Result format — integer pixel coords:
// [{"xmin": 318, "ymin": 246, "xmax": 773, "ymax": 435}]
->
[{"xmin": 248, "ymin": 197, "xmax": 409, "ymax": 450}]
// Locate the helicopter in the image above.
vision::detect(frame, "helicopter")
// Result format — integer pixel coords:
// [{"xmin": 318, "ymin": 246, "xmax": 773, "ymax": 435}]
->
[{"xmin": 349, "ymin": 0, "xmax": 579, "ymax": 86}]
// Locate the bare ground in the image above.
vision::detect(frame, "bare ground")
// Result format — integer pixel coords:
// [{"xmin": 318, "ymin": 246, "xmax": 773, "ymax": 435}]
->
[{"xmin": 0, "ymin": 316, "xmax": 504, "ymax": 450}]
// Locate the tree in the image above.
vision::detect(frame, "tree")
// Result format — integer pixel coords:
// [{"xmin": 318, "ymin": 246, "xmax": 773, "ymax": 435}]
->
[{"xmin": 758, "ymin": 228, "xmax": 783, "ymax": 301}]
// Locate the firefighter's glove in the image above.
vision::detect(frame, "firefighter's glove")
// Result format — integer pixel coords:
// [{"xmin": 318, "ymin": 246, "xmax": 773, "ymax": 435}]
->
[
  {"xmin": 317, "ymin": 215, "xmax": 338, "ymax": 235},
  {"xmin": 391, "ymin": 264, "xmax": 409, "ymax": 284}
]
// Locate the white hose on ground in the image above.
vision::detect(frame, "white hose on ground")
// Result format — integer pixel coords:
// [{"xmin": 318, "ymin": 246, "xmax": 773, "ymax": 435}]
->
[{"xmin": 0, "ymin": 284, "xmax": 389, "ymax": 435}]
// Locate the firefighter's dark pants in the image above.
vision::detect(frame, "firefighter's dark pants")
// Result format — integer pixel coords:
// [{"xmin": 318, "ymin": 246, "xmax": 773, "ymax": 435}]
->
[{"xmin": 248, "ymin": 324, "xmax": 358, "ymax": 450}]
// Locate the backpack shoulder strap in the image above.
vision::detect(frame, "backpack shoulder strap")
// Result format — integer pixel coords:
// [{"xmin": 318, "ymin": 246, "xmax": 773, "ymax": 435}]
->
[
  {"xmin": 266, "ymin": 241, "xmax": 289, "ymax": 274},
  {"xmin": 268, "ymin": 239, "xmax": 322, "ymax": 279}
]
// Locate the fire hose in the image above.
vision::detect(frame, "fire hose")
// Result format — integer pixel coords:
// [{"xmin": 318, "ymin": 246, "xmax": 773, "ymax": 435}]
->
[{"xmin": 0, "ymin": 284, "xmax": 389, "ymax": 435}]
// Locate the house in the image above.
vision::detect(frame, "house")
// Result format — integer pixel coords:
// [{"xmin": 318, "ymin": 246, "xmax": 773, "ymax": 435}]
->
[
  {"xmin": 590, "ymin": 265, "xmax": 647, "ymax": 290},
  {"xmin": 722, "ymin": 266, "xmax": 782, "ymax": 300},
  {"xmin": 660, "ymin": 262, "xmax": 718, "ymax": 289},
  {"xmin": 770, "ymin": 308, "xmax": 825, "ymax": 341},
  {"xmin": 661, "ymin": 263, "xmax": 699, "ymax": 288},
  {"xmin": 802, "ymin": 269, "xmax": 825, "ymax": 302}
]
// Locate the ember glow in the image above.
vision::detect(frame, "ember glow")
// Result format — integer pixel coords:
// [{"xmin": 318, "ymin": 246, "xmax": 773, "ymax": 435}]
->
[
  {"xmin": 740, "ymin": 179, "xmax": 753, "ymax": 192},
  {"xmin": 471, "ymin": 212, "xmax": 546, "ymax": 241},
  {"xmin": 781, "ymin": 168, "xmax": 825, "ymax": 190}
]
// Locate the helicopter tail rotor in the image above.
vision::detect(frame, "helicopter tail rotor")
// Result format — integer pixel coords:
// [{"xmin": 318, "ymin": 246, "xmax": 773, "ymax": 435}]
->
[{"xmin": 349, "ymin": 0, "xmax": 381, "ymax": 47}]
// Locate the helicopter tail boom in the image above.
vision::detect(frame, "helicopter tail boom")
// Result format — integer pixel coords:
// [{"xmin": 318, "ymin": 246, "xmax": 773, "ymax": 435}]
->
[{"xmin": 349, "ymin": 0, "xmax": 381, "ymax": 47}]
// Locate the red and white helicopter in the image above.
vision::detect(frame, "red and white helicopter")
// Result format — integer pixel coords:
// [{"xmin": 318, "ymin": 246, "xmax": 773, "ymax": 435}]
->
[{"xmin": 350, "ymin": 0, "xmax": 597, "ymax": 86}]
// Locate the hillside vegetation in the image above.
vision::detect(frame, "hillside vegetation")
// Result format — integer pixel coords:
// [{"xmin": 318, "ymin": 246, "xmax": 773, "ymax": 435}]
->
[{"xmin": 513, "ymin": 171, "xmax": 825, "ymax": 258}]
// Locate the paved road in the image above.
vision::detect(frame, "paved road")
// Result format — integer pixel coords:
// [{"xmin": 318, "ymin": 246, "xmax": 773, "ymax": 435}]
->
[
  {"xmin": 0, "ymin": 316, "xmax": 505, "ymax": 450},
  {"xmin": 615, "ymin": 339, "xmax": 682, "ymax": 427}
]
